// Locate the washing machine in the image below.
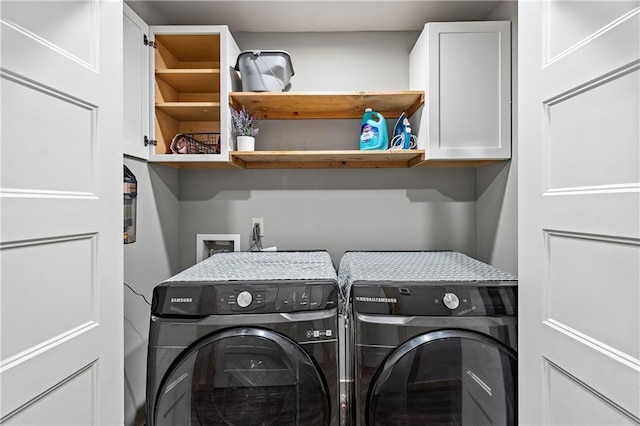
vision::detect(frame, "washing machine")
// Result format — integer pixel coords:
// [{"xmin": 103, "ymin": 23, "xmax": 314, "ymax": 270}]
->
[
  {"xmin": 146, "ymin": 251, "xmax": 340, "ymax": 426},
  {"xmin": 338, "ymin": 251, "xmax": 518, "ymax": 426}
]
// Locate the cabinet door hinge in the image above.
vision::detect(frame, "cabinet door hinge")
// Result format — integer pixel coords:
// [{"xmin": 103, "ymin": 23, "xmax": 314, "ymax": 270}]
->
[
  {"xmin": 144, "ymin": 136, "xmax": 157, "ymax": 146},
  {"xmin": 143, "ymin": 34, "xmax": 157, "ymax": 49}
]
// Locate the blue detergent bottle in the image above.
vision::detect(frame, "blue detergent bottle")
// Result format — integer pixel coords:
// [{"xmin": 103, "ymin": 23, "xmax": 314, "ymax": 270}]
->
[{"xmin": 359, "ymin": 108, "xmax": 389, "ymax": 150}]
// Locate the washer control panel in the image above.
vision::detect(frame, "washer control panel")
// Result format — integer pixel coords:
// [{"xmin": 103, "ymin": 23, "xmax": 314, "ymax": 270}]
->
[
  {"xmin": 216, "ymin": 281, "xmax": 338, "ymax": 314},
  {"xmin": 353, "ymin": 283, "xmax": 517, "ymax": 317},
  {"xmin": 152, "ymin": 280, "xmax": 338, "ymax": 317}
]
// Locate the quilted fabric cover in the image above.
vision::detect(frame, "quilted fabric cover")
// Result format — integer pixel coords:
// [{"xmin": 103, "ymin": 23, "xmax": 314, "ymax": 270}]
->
[
  {"xmin": 338, "ymin": 251, "xmax": 517, "ymax": 305},
  {"xmin": 165, "ymin": 251, "xmax": 337, "ymax": 283}
]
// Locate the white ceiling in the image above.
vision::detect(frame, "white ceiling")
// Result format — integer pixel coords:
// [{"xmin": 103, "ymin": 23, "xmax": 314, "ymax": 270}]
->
[{"xmin": 125, "ymin": 0, "xmax": 502, "ymax": 32}]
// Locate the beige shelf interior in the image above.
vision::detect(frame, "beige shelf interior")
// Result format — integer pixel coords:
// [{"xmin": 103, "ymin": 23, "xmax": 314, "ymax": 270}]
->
[
  {"xmin": 154, "ymin": 33, "xmax": 222, "ymax": 155},
  {"xmin": 154, "ymin": 34, "xmax": 221, "ymax": 68},
  {"xmin": 155, "ymin": 103, "xmax": 221, "ymax": 121},
  {"xmin": 155, "ymin": 69, "xmax": 221, "ymax": 93}
]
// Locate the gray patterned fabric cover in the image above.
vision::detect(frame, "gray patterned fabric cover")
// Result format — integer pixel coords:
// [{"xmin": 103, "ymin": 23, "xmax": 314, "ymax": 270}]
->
[
  {"xmin": 338, "ymin": 251, "xmax": 517, "ymax": 306},
  {"xmin": 165, "ymin": 251, "xmax": 337, "ymax": 283}
]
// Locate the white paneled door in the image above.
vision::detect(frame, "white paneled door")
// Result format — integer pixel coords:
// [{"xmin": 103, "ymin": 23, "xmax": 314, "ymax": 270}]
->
[
  {"xmin": 1, "ymin": 1, "xmax": 123, "ymax": 424},
  {"xmin": 519, "ymin": 1, "xmax": 640, "ymax": 425}
]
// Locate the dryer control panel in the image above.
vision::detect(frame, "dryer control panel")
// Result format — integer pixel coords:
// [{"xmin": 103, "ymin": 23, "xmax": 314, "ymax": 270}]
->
[
  {"xmin": 152, "ymin": 280, "xmax": 338, "ymax": 317},
  {"xmin": 353, "ymin": 283, "xmax": 517, "ymax": 317}
]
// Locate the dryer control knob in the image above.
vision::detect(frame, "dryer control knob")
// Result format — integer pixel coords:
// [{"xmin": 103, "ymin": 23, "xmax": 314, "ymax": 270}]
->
[
  {"xmin": 237, "ymin": 291, "xmax": 253, "ymax": 308},
  {"xmin": 443, "ymin": 293, "xmax": 460, "ymax": 310}
]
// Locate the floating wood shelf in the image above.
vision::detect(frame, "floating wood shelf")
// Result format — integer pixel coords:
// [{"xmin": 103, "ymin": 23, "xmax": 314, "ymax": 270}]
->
[
  {"xmin": 230, "ymin": 150, "xmax": 425, "ymax": 169},
  {"xmin": 229, "ymin": 91, "xmax": 425, "ymax": 120}
]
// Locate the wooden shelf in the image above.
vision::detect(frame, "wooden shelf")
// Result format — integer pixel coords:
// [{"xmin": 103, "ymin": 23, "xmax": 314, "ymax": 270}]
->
[
  {"xmin": 155, "ymin": 69, "xmax": 220, "ymax": 93},
  {"xmin": 230, "ymin": 150, "xmax": 425, "ymax": 169},
  {"xmin": 155, "ymin": 102, "xmax": 221, "ymax": 121},
  {"xmin": 228, "ymin": 91, "xmax": 425, "ymax": 119}
]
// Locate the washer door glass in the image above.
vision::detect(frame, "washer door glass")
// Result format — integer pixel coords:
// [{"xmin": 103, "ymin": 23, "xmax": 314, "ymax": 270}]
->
[
  {"xmin": 367, "ymin": 330, "xmax": 517, "ymax": 426},
  {"xmin": 155, "ymin": 327, "xmax": 329, "ymax": 426}
]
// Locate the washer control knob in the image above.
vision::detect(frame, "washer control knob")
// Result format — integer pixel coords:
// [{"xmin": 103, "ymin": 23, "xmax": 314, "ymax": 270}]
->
[
  {"xmin": 237, "ymin": 291, "xmax": 253, "ymax": 308},
  {"xmin": 443, "ymin": 293, "xmax": 460, "ymax": 310}
]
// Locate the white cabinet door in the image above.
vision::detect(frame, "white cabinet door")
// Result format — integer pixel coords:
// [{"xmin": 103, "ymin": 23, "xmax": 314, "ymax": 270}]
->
[
  {"xmin": 123, "ymin": 4, "xmax": 151, "ymax": 160},
  {"xmin": 410, "ymin": 21, "xmax": 511, "ymax": 160},
  {"xmin": 1, "ymin": 0, "xmax": 123, "ymax": 424},
  {"xmin": 519, "ymin": 1, "xmax": 640, "ymax": 424}
]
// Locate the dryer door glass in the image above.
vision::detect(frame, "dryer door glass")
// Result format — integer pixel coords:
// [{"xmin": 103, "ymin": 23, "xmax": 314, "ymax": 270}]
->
[
  {"xmin": 154, "ymin": 327, "xmax": 329, "ymax": 426},
  {"xmin": 367, "ymin": 329, "xmax": 517, "ymax": 426}
]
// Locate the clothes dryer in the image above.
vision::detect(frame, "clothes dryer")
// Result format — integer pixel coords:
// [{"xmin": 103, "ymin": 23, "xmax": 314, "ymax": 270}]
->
[
  {"xmin": 146, "ymin": 251, "xmax": 340, "ymax": 426},
  {"xmin": 339, "ymin": 251, "xmax": 517, "ymax": 426}
]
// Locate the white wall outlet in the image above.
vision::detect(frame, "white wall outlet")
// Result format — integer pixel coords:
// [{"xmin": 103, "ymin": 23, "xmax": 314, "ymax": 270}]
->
[{"xmin": 252, "ymin": 218, "xmax": 264, "ymax": 237}]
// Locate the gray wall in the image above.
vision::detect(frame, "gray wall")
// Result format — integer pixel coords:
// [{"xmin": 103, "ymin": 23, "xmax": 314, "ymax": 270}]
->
[
  {"xmin": 123, "ymin": 158, "xmax": 180, "ymax": 426},
  {"xmin": 177, "ymin": 31, "xmax": 482, "ymax": 269},
  {"xmin": 476, "ymin": 1, "xmax": 518, "ymax": 275},
  {"xmin": 179, "ymin": 167, "xmax": 477, "ymax": 267}
]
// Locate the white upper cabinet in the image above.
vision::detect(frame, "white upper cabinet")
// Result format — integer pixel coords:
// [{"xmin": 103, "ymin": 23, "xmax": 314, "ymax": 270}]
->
[
  {"xmin": 149, "ymin": 25, "xmax": 240, "ymax": 166},
  {"xmin": 123, "ymin": 4, "xmax": 151, "ymax": 160},
  {"xmin": 122, "ymin": 7, "xmax": 240, "ymax": 166},
  {"xmin": 410, "ymin": 21, "xmax": 511, "ymax": 160}
]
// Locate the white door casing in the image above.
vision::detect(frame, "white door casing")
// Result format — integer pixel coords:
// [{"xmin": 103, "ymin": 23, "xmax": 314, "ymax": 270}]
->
[
  {"xmin": 519, "ymin": 1, "xmax": 640, "ymax": 425},
  {"xmin": 1, "ymin": 1, "xmax": 123, "ymax": 424}
]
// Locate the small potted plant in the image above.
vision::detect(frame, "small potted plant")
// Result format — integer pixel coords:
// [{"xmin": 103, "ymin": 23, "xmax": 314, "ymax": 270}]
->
[{"xmin": 231, "ymin": 105, "xmax": 259, "ymax": 151}]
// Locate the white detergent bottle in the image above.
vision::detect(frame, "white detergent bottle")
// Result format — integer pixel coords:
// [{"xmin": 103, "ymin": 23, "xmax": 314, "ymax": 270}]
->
[{"xmin": 359, "ymin": 108, "xmax": 389, "ymax": 150}]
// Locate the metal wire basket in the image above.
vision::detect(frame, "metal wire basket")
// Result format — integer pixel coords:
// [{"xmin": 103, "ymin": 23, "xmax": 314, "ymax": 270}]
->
[{"xmin": 170, "ymin": 132, "xmax": 220, "ymax": 154}]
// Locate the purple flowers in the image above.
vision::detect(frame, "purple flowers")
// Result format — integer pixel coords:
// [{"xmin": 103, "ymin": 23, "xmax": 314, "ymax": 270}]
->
[{"xmin": 231, "ymin": 105, "xmax": 260, "ymax": 137}]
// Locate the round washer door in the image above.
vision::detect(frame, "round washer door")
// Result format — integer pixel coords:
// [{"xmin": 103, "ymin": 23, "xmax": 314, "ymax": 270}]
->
[
  {"xmin": 367, "ymin": 329, "xmax": 517, "ymax": 426},
  {"xmin": 154, "ymin": 327, "xmax": 330, "ymax": 426}
]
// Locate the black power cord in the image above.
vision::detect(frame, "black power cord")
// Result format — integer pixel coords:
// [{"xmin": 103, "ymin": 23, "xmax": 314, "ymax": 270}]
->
[
  {"xmin": 246, "ymin": 223, "xmax": 263, "ymax": 252},
  {"xmin": 124, "ymin": 282, "xmax": 151, "ymax": 306}
]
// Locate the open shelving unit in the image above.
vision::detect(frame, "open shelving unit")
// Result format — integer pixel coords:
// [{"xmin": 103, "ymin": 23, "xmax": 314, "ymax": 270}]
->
[
  {"xmin": 225, "ymin": 90, "xmax": 435, "ymax": 169},
  {"xmin": 150, "ymin": 87, "xmax": 503, "ymax": 169}
]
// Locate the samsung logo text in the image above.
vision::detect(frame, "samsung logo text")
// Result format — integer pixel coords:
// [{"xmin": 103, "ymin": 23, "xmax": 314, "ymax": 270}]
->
[
  {"xmin": 355, "ymin": 296, "xmax": 397, "ymax": 303},
  {"xmin": 171, "ymin": 297, "xmax": 193, "ymax": 303}
]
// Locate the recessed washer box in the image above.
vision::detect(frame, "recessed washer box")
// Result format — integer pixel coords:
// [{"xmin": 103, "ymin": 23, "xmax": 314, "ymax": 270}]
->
[{"xmin": 196, "ymin": 234, "xmax": 240, "ymax": 263}]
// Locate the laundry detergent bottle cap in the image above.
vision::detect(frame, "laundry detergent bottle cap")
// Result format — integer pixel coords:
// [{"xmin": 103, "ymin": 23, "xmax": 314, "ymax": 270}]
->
[{"xmin": 359, "ymin": 108, "xmax": 388, "ymax": 151}]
